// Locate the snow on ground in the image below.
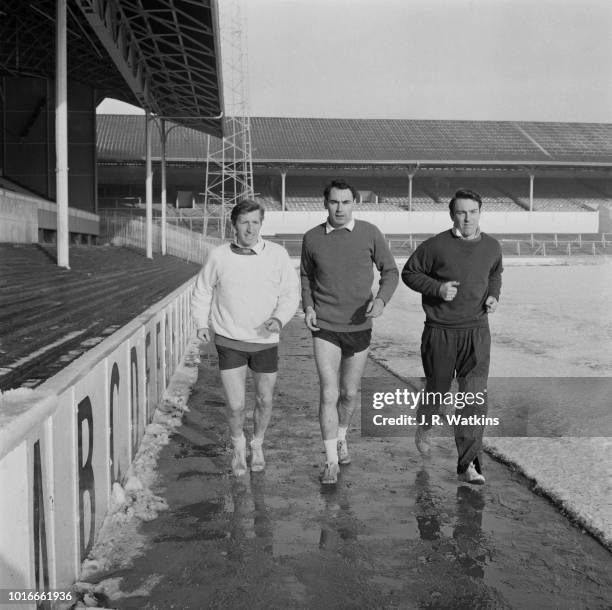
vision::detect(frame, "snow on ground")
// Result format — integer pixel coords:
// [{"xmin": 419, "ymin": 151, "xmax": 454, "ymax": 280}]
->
[
  {"xmin": 484, "ymin": 437, "xmax": 612, "ymax": 550},
  {"xmin": 72, "ymin": 338, "xmax": 202, "ymax": 606},
  {"xmin": 370, "ymin": 259, "xmax": 612, "ymax": 551}
]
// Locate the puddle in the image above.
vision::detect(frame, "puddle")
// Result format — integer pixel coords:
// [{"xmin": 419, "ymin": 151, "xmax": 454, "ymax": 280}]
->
[{"xmin": 173, "ymin": 442, "xmax": 223, "ymax": 459}]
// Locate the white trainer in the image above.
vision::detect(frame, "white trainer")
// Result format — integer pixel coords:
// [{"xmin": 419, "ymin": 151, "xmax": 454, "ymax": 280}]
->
[
  {"xmin": 458, "ymin": 462, "xmax": 485, "ymax": 485},
  {"xmin": 250, "ymin": 442, "xmax": 265, "ymax": 472},
  {"xmin": 337, "ymin": 439, "xmax": 351, "ymax": 465}
]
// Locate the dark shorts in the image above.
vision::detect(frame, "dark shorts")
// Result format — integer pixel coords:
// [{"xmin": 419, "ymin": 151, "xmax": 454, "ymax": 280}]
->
[
  {"xmin": 312, "ymin": 328, "xmax": 372, "ymax": 357},
  {"xmin": 215, "ymin": 344, "xmax": 278, "ymax": 373}
]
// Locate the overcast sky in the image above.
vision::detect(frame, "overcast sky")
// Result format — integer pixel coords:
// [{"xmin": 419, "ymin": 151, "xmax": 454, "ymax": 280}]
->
[{"xmin": 99, "ymin": 0, "xmax": 612, "ymax": 123}]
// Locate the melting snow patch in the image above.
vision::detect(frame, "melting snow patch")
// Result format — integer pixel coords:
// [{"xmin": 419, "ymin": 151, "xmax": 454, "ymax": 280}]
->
[
  {"xmin": 74, "ymin": 338, "xmax": 201, "ymax": 605},
  {"xmin": 74, "ymin": 574, "xmax": 163, "ymax": 606}
]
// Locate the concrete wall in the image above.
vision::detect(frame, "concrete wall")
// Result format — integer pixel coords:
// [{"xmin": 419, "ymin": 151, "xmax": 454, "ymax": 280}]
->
[
  {"xmin": 599, "ymin": 205, "xmax": 612, "ymax": 233},
  {"xmin": 0, "ymin": 278, "xmax": 195, "ymax": 594},
  {"xmin": 37, "ymin": 200, "xmax": 99, "ymax": 237},
  {"xmin": 0, "ymin": 189, "xmax": 38, "ymax": 243},
  {"xmin": 261, "ymin": 210, "xmax": 600, "ymax": 236},
  {"xmin": 0, "ymin": 189, "xmax": 100, "ymax": 241}
]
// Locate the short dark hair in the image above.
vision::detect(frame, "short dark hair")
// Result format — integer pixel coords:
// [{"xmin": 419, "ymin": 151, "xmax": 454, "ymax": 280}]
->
[
  {"xmin": 323, "ymin": 179, "xmax": 358, "ymax": 202},
  {"xmin": 449, "ymin": 189, "xmax": 483, "ymax": 214},
  {"xmin": 230, "ymin": 199, "xmax": 264, "ymax": 225}
]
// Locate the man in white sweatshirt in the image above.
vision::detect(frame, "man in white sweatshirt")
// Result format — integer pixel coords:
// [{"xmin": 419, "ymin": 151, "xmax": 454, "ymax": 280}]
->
[{"xmin": 191, "ymin": 200, "xmax": 300, "ymax": 476}]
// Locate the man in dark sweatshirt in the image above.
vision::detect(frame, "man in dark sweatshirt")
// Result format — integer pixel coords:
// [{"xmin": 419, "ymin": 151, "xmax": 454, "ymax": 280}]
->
[
  {"xmin": 301, "ymin": 178, "xmax": 399, "ymax": 485},
  {"xmin": 402, "ymin": 188, "xmax": 502, "ymax": 485}
]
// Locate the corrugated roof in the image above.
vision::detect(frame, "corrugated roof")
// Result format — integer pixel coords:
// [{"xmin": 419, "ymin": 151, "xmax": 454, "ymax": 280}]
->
[{"xmin": 97, "ymin": 115, "xmax": 612, "ymax": 165}]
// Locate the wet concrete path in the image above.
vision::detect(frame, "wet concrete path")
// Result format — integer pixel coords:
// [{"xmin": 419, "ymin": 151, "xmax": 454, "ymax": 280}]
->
[{"xmin": 106, "ymin": 319, "xmax": 612, "ymax": 610}]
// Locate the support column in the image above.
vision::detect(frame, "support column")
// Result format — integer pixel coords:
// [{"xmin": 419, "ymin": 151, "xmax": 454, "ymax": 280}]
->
[
  {"xmin": 408, "ymin": 174, "xmax": 414, "ymax": 212},
  {"xmin": 203, "ymin": 135, "xmax": 210, "ymax": 236},
  {"xmin": 160, "ymin": 119, "xmax": 167, "ymax": 255},
  {"xmin": 281, "ymin": 170, "xmax": 286, "ymax": 212},
  {"xmin": 55, "ymin": 0, "xmax": 69, "ymax": 268},
  {"xmin": 220, "ymin": 139, "xmax": 226, "ymax": 240},
  {"xmin": 529, "ymin": 172, "xmax": 534, "ymax": 212},
  {"xmin": 145, "ymin": 111, "xmax": 153, "ymax": 259}
]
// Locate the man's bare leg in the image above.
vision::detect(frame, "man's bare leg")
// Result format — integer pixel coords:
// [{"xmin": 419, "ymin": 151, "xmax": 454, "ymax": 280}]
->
[
  {"xmin": 252, "ymin": 371, "xmax": 277, "ymax": 440},
  {"xmin": 250, "ymin": 371, "xmax": 278, "ymax": 471},
  {"xmin": 313, "ymin": 337, "xmax": 342, "ymax": 441},
  {"xmin": 313, "ymin": 337, "xmax": 342, "ymax": 483},
  {"xmin": 336, "ymin": 347, "xmax": 369, "ymax": 464},
  {"xmin": 219, "ymin": 366, "xmax": 248, "ymax": 475},
  {"xmin": 337, "ymin": 347, "xmax": 369, "ymax": 427}
]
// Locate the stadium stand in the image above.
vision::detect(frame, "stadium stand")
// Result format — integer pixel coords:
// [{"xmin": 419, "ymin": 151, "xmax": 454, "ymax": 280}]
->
[
  {"xmin": 585, "ymin": 178, "xmax": 612, "ymax": 199},
  {"xmin": 0, "ymin": 244, "xmax": 200, "ymax": 391},
  {"xmin": 509, "ymin": 178, "xmax": 603, "ymax": 211},
  {"xmin": 96, "ymin": 115, "xmax": 612, "ymax": 224},
  {"xmin": 254, "ymin": 194, "xmax": 283, "ymax": 211},
  {"xmin": 413, "ymin": 177, "xmax": 521, "ymax": 211}
]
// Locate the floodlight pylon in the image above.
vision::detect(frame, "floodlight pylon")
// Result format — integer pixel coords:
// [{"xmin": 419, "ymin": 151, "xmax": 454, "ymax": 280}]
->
[{"xmin": 203, "ymin": 0, "xmax": 254, "ymax": 239}]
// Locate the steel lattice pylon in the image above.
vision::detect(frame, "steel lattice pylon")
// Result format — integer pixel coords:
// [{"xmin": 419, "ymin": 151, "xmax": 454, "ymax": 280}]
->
[{"xmin": 203, "ymin": 0, "xmax": 254, "ymax": 239}]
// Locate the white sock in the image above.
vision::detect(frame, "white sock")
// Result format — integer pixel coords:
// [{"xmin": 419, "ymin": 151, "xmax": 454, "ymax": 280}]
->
[
  {"xmin": 324, "ymin": 438, "xmax": 338, "ymax": 464},
  {"xmin": 337, "ymin": 425, "xmax": 348, "ymax": 441},
  {"xmin": 231, "ymin": 434, "xmax": 246, "ymax": 452},
  {"xmin": 250, "ymin": 437, "xmax": 263, "ymax": 448}
]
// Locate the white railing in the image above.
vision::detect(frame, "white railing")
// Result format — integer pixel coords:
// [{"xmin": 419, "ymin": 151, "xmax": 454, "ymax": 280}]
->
[{"xmin": 103, "ymin": 217, "xmax": 224, "ymax": 265}]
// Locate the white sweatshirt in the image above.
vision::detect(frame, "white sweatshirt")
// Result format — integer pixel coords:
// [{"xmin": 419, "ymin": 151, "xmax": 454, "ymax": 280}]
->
[{"xmin": 191, "ymin": 241, "xmax": 300, "ymax": 344}]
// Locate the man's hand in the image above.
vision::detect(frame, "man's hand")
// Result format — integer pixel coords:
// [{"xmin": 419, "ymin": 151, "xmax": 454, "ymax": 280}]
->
[
  {"xmin": 196, "ymin": 328, "xmax": 210, "ymax": 343},
  {"xmin": 304, "ymin": 306, "xmax": 319, "ymax": 331},
  {"xmin": 365, "ymin": 297, "xmax": 385, "ymax": 318},
  {"xmin": 439, "ymin": 281, "xmax": 460, "ymax": 301},
  {"xmin": 485, "ymin": 296, "xmax": 498, "ymax": 313},
  {"xmin": 263, "ymin": 318, "xmax": 282, "ymax": 333}
]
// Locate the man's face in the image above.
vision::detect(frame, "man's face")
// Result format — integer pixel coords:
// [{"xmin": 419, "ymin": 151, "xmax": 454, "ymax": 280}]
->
[
  {"xmin": 233, "ymin": 210, "xmax": 262, "ymax": 247},
  {"xmin": 325, "ymin": 187, "xmax": 355, "ymax": 228},
  {"xmin": 451, "ymin": 197, "xmax": 481, "ymax": 239}
]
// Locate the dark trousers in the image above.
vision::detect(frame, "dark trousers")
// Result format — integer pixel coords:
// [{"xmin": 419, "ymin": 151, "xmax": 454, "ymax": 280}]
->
[{"xmin": 417, "ymin": 325, "xmax": 490, "ymax": 474}]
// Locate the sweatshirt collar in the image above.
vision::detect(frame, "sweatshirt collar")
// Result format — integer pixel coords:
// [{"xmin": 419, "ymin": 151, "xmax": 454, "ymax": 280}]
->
[
  {"xmin": 452, "ymin": 226, "xmax": 481, "ymax": 240},
  {"xmin": 231, "ymin": 238, "xmax": 265, "ymax": 255},
  {"xmin": 325, "ymin": 218, "xmax": 355, "ymax": 234}
]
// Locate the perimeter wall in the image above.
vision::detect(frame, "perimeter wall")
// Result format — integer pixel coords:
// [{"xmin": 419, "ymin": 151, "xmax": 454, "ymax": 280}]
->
[
  {"xmin": 261, "ymin": 210, "xmax": 599, "ymax": 235},
  {"xmin": 0, "ymin": 277, "xmax": 195, "ymax": 596}
]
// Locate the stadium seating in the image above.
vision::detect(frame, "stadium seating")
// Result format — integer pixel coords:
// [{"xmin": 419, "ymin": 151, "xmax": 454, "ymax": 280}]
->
[
  {"xmin": 98, "ymin": 175, "xmax": 607, "ymax": 218},
  {"xmin": 508, "ymin": 178, "xmax": 602, "ymax": 211},
  {"xmin": 250, "ymin": 175, "xmax": 611, "ymax": 213},
  {"xmin": 0, "ymin": 244, "xmax": 200, "ymax": 390}
]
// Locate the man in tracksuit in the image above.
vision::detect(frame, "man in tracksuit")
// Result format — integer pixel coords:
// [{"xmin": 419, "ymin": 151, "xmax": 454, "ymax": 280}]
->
[{"xmin": 402, "ymin": 188, "xmax": 503, "ymax": 484}]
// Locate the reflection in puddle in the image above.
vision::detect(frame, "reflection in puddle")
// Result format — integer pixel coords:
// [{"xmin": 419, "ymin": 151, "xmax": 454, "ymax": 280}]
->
[
  {"xmin": 414, "ymin": 467, "xmax": 488, "ymax": 578},
  {"xmin": 318, "ymin": 483, "xmax": 359, "ymax": 550},
  {"xmin": 226, "ymin": 474, "xmax": 274, "ymax": 560}
]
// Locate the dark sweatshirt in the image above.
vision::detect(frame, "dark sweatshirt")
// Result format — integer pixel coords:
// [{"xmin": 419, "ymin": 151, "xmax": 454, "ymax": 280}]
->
[
  {"xmin": 402, "ymin": 229, "xmax": 503, "ymax": 329},
  {"xmin": 300, "ymin": 220, "xmax": 399, "ymax": 331}
]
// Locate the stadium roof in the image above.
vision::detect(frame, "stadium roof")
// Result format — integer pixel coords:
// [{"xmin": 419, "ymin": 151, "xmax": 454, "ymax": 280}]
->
[
  {"xmin": 97, "ymin": 115, "xmax": 612, "ymax": 167},
  {"xmin": 0, "ymin": 0, "xmax": 223, "ymax": 136}
]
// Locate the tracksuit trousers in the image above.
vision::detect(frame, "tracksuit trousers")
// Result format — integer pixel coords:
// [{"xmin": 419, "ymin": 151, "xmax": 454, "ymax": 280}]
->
[{"xmin": 417, "ymin": 325, "xmax": 491, "ymax": 475}]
